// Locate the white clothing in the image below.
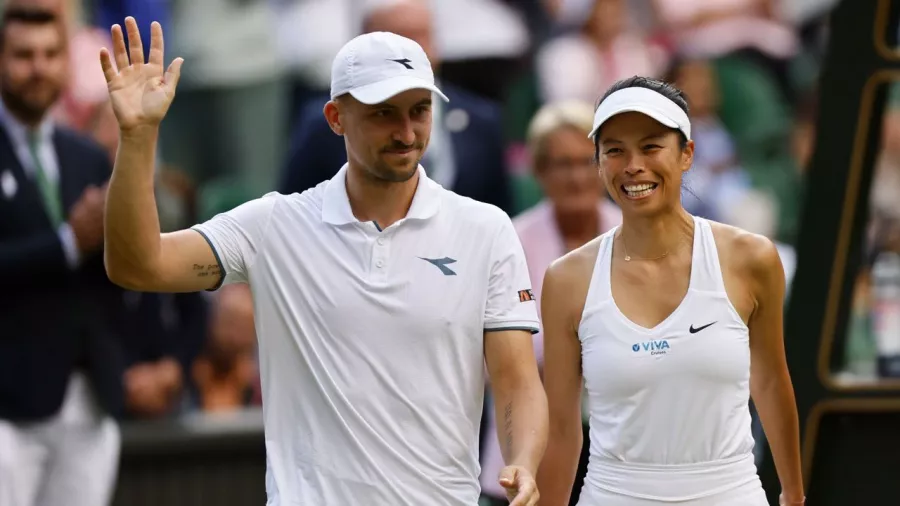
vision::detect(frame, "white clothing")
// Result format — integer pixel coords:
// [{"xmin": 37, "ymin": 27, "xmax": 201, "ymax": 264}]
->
[
  {"xmin": 192, "ymin": 165, "xmax": 540, "ymax": 506},
  {"xmin": 431, "ymin": 0, "xmax": 530, "ymax": 61},
  {"xmin": 0, "ymin": 374, "xmax": 120, "ymax": 506},
  {"xmin": 577, "ymin": 216, "xmax": 763, "ymax": 504}
]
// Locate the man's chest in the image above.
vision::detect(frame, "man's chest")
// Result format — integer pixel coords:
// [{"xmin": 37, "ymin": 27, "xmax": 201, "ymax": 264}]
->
[{"xmin": 258, "ymin": 224, "xmax": 492, "ymax": 327}]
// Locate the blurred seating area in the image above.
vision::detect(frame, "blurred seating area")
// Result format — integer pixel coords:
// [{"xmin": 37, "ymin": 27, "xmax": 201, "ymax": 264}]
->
[{"xmin": 9, "ymin": 0, "xmax": 900, "ymax": 504}]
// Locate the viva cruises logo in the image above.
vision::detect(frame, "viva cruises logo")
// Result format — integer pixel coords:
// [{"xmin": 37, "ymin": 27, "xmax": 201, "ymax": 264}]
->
[{"xmin": 632, "ymin": 340, "xmax": 670, "ymax": 356}]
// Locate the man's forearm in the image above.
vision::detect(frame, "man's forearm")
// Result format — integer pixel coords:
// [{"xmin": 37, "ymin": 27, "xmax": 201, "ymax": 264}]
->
[
  {"xmin": 105, "ymin": 127, "xmax": 163, "ymax": 283},
  {"xmin": 494, "ymin": 382, "xmax": 549, "ymax": 475}
]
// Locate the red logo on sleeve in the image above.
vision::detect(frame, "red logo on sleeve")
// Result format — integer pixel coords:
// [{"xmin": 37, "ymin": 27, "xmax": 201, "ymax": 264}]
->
[{"xmin": 518, "ymin": 289, "xmax": 534, "ymax": 302}]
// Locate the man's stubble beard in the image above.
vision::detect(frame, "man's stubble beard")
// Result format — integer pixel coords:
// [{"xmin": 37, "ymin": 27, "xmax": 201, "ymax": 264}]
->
[
  {"xmin": 368, "ymin": 157, "xmax": 420, "ymax": 183},
  {"xmin": 0, "ymin": 80, "xmax": 60, "ymax": 125}
]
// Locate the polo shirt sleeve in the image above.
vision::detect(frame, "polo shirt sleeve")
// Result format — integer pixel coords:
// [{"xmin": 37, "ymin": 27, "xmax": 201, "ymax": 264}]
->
[
  {"xmin": 190, "ymin": 192, "xmax": 279, "ymax": 288},
  {"xmin": 483, "ymin": 213, "xmax": 541, "ymax": 334}
]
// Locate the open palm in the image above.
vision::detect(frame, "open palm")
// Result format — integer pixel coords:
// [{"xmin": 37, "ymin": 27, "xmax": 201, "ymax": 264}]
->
[{"xmin": 100, "ymin": 17, "xmax": 183, "ymax": 131}]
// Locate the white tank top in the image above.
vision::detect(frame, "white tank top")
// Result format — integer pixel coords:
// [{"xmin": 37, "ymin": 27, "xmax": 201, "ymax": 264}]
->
[{"xmin": 578, "ymin": 216, "xmax": 760, "ymax": 502}]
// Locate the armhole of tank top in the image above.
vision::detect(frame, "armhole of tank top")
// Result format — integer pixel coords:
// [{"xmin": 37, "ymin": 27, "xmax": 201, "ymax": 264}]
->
[
  {"xmin": 700, "ymin": 218, "xmax": 749, "ymax": 330},
  {"xmin": 577, "ymin": 228, "xmax": 616, "ymax": 336},
  {"xmin": 697, "ymin": 217, "xmax": 728, "ymax": 294}
]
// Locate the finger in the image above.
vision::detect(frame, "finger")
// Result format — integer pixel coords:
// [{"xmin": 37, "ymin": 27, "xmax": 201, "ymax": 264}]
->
[
  {"xmin": 125, "ymin": 17, "xmax": 144, "ymax": 66},
  {"xmin": 111, "ymin": 24, "xmax": 129, "ymax": 71},
  {"xmin": 508, "ymin": 483, "xmax": 534, "ymax": 506},
  {"xmin": 148, "ymin": 21, "xmax": 164, "ymax": 67},
  {"xmin": 164, "ymin": 57, "xmax": 184, "ymax": 92},
  {"xmin": 99, "ymin": 48, "xmax": 117, "ymax": 83}
]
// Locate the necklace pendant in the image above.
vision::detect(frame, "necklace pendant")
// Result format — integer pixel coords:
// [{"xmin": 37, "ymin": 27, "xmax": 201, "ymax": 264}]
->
[{"xmin": 624, "ymin": 255, "xmax": 631, "ymax": 262}]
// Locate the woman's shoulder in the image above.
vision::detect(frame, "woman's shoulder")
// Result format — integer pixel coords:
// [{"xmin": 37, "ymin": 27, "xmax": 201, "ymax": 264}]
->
[
  {"xmin": 706, "ymin": 219, "xmax": 784, "ymax": 280},
  {"xmin": 546, "ymin": 231, "xmax": 610, "ymax": 286}
]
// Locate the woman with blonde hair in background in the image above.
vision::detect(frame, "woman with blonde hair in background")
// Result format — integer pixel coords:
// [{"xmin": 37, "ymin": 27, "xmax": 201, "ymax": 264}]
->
[{"xmin": 480, "ymin": 100, "xmax": 621, "ymax": 506}]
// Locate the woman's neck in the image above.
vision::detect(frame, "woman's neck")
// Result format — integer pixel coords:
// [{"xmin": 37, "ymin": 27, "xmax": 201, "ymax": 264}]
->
[{"xmin": 618, "ymin": 208, "xmax": 694, "ymax": 260}]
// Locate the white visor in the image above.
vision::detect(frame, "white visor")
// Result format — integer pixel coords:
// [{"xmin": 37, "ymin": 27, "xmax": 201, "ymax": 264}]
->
[
  {"xmin": 588, "ymin": 87, "xmax": 691, "ymax": 141},
  {"xmin": 348, "ymin": 75, "xmax": 449, "ymax": 105}
]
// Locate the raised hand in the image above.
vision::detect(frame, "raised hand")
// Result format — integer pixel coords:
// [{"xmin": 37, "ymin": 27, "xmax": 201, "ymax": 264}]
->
[{"xmin": 99, "ymin": 17, "xmax": 183, "ymax": 131}]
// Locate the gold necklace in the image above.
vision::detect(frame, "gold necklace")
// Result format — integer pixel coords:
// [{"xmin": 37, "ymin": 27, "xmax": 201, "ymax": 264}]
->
[{"xmin": 621, "ymin": 233, "xmax": 671, "ymax": 262}]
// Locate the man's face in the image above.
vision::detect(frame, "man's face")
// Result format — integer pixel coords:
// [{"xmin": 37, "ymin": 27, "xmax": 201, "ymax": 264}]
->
[
  {"xmin": 329, "ymin": 89, "xmax": 433, "ymax": 183},
  {"xmin": 0, "ymin": 20, "xmax": 67, "ymax": 124}
]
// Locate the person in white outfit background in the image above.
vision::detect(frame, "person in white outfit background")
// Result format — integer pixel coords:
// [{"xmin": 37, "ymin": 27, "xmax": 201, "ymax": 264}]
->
[{"xmin": 536, "ymin": 76, "xmax": 804, "ymax": 506}]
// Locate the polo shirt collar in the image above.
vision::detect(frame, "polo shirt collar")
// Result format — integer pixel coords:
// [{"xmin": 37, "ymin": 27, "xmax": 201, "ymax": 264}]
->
[{"xmin": 321, "ymin": 163, "xmax": 442, "ymax": 226}]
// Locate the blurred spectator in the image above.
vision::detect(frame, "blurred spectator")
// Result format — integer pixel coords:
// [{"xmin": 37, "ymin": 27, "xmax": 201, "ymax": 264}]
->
[
  {"xmin": 667, "ymin": 58, "xmax": 754, "ymax": 222},
  {"xmin": 480, "ymin": 101, "xmax": 621, "ymax": 506},
  {"xmin": 650, "ymin": 0, "xmax": 799, "ymax": 100},
  {"xmin": 280, "ymin": 0, "xmax": 513, "ymax": 215},
  {"xmin": 871, "ymin": 105, "xmax": 900, "ymax": 224},
  {"xmin": 190, "ymin": 285, "xmax": 259, "ymax": 413},
  {"xmin": 115, "ymin": 292, "xmax": 209, "ymax": 419},
  {"xmin": 159, "ymin": 0, "xmax": 286, "ymax": 196},
  {"xmin": 431, "ymin": 0, "xmax": 532, "ymax": 101},
  {"xmin": 271, "ymin": 0, "xmax": 355, "ymax": 127},
  {"xmin": 0, "ymin": 6, "xmax": 123, "ymax": 506},
  {"xmin": 535, "ymin": 0, "xmax": 668, "ymax": 105}
]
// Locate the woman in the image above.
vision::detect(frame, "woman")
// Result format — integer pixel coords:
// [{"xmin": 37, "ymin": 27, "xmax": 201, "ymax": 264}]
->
[
  {"xmin": 479, "ymin": 101, "xmax": 621, "ymax": 506},
  {"xmin": 536, "ymin": 77, "xmax": 804, "ymax": 506}
]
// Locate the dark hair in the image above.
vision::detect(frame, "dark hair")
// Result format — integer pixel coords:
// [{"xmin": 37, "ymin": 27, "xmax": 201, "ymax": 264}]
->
[
  {"xmin": 0, "ymin": 7, "xmax": 59, "ymax": 51},
  {"xmin": 592, "ymin": 76, "xmax": 690, "ymax": 161}
]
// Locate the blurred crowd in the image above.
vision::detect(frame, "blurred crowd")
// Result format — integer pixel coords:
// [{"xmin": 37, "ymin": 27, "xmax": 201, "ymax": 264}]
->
[{"xmin": 7, "ymin": 0, "xmax": 900, "ymax": 504}]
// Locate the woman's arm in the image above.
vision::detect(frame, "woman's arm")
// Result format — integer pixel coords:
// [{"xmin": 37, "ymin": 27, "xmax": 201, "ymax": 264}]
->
[
  {"xmin": 744, "ymin": 235, "xmax": 805, "ymax": 504},
  {"xmin": 535, "ymin": 258, "xmax": 587, "ymax": 506}
]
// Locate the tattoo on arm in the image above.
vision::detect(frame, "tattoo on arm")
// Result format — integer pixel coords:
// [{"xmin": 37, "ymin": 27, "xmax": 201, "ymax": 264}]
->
[
  {"xmin": 504, "ymin": 401, "xmax": 513, "ymax": 456},
  {"xmin": 193, "ymin": 263, "xmax": 221, "ymax": 279}
]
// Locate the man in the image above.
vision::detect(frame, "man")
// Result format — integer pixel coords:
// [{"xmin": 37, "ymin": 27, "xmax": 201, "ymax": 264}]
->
[
  {"xmin": 0, "ymin": 7, "xmax": 122, "ymax": 506},
  {"xmin": 280, "ymin": 0, "xmax": 513, "ymax": 215},
  {"xmin": 101, "ymin": 17, "xmax": 548, "ymax": 506}
]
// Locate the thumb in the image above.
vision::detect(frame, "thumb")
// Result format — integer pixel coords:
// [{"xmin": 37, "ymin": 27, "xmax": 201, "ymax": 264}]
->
[
  {"xmin": 164, "ymin": 57, "xmax": 184, "ymax": 92},
  {"xmin": 498, "ymin": 467, "xmax": 518, "ymax": 489}
]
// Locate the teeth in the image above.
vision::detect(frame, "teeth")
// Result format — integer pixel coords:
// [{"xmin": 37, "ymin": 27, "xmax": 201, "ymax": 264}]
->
[{"xmin": 623, "ymin": 183, "xmax": 657, "ymax": 198}]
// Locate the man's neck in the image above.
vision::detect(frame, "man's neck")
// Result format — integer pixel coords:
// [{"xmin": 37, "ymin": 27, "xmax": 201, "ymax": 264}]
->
[{"xmin": 345, "ymin": 162, "xmax": 419, "ymax": 230}]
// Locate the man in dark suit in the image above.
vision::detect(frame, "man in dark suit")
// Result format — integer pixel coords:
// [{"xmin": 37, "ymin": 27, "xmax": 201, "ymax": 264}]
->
[
  {"xmin": 279, "ymin": 0, "xmax": 512, "ymax": 215},
  {"xmin": 0, "ymin": 8, "xmax": 123, "ymax": 506}
]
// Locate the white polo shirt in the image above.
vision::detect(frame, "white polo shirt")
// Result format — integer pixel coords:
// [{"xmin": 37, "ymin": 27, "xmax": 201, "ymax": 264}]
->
[{"xmin": 192, "ymin": 164, "xmax": 540, "ymax": 506}]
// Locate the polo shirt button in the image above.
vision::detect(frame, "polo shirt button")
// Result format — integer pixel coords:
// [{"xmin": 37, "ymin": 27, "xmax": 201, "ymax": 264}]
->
[{"xmin": 376, "ymin": 259, "xmax": 385, "ymax": 268}]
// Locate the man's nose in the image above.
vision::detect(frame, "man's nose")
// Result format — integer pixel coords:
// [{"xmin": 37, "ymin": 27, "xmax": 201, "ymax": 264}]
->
[{"xmin": 392, "ymin": 116, "xmax": 416, "ymax": 146}]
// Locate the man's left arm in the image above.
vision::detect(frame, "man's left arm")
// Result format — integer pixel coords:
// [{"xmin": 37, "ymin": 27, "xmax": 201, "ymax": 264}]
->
[
  {"xmin": 482, "ymin": 212, "xmax": 547, "ymax": 505},
  {"xmin": 484, "ymin": 328, "xmax": 547, "ymax": 475}
]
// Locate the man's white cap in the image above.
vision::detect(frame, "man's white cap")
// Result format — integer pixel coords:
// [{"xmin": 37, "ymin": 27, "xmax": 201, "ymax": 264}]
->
[
  {"xmin": 588, "ymin": 87, "xmax": 691, "ymax": 141},
  {"xmin": 330, "ymin": 31, "xmax": 449, "ymax": 105}
]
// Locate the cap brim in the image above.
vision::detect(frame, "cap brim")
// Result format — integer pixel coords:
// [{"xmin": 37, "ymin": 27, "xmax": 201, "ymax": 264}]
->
[
  {"xmin": 348, "ymin": 75, "xmax": 449, "ymax": 105},
  {"xmin": 588, "ymin": 104, "xmax": 680, "ymax": 139}
]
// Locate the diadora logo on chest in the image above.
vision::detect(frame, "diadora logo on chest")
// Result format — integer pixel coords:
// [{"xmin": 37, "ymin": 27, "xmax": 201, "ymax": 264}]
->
[
  {"xmin": 419, "ymin": 256, "xmax": 457, "ymax": 276},
  {"xmin": 632, "ymin": 340, "xmax": 670, "ymax": 356}
]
